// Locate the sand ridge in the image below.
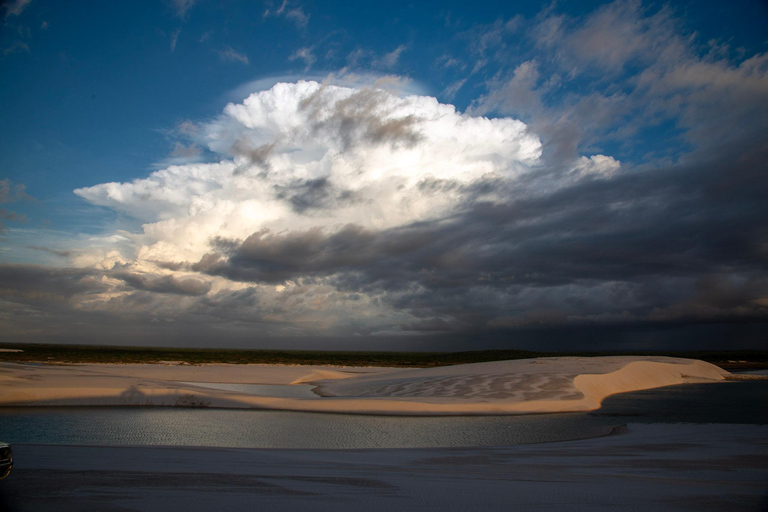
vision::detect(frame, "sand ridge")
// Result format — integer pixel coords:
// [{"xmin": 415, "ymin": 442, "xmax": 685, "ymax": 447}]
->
[{"xmin": 0, "ymin": 356, "xmax": 728, "ymax": 415}]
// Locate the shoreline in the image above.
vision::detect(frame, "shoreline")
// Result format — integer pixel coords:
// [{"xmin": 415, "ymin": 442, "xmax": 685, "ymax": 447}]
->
[
  {"xmin": 3, "ymin": 424, "xmax": 632, "ymax": 452},
  {"xmin": 2, "ymin": 422, "xmax": 631, "ymax": 451}
]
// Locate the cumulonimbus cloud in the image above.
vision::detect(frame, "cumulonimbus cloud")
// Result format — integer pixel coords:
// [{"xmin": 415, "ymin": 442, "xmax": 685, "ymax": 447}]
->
[
  {"xmin": 8, "ymin": 76, "xmax": 761, "ymax": 347},
  {"xmin": 75, "ymin": 81, "xmax": 543, "ymax": 265}
]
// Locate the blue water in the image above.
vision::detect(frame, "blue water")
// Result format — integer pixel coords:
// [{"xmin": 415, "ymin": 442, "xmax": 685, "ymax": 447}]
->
[{"xmin": 0, "ymin": 381, "xmax": 764, "ymax": 449}]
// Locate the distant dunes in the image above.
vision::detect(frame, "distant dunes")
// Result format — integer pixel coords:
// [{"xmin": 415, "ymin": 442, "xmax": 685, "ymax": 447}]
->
[{"xmin": 0, "ymin": 356, "xmax": 727, "ymax": 415}]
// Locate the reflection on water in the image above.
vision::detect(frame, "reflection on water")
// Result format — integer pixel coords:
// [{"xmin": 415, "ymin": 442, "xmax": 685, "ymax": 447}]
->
[
  {"xmin": 0, "ymin": 408, "xmax": 614, "ymax": 448},
  {"xmin": 594, "ymin": 380, "xmax": 768, "ymax": 424},
  {"xmin": 0, "ymin": 381, "xmax": 764, "ymax": 449}
]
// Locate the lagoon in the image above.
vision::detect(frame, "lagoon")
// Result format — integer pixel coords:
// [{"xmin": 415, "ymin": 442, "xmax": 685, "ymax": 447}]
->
[{"xmin": 0, "ymin": 381, "xmax": 764, "ymax": 449}]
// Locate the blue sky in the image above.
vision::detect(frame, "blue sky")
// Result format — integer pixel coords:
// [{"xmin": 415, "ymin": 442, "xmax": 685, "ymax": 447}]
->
[{"xmin": 1, "ymin": 0, "xmax": 767, "ymax": 349}]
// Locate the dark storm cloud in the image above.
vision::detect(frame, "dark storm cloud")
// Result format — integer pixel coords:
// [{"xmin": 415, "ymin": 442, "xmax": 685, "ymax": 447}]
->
[
  {"xmin": 0, "ymin": 264, "xmax": 213, "ymax": 302},
  {"xmin": 113, "ymin": 272, "xmax": 212, "ymax": 296},
  {"xmin": 0, "ymin": 264, "xmax": 254, "ymax": 344},
  {"xmin": 198, "ymin": 224, "xmax": 389, "ymax": 283},
  {"xmin": 197, "ymin": 138, "xmax": 768, "ymax": 331},
  {"xmin": 0, "ymin": 264, "xmax": 106, "ymax": 301}
]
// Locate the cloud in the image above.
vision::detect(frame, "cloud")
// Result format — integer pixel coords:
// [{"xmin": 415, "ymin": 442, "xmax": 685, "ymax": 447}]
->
[
  {"xmin": 0, "ymin": 209, "xmax": 27, "ymax": 223},
  {"xmin": 216, "ymin": 45, "xmax": 249, "ymax": 65},
  {"xmin": 170, "ymin": 0, "xmax": 195, "ymax": 19},
  {"xmin": 60, "ymin": 77, "xmax": 766, "ymax": 348},
  {"xmin": 75, "ymin": 81, "xmax": 540, "ymax": 263},
  {"xmin": 169, "ymin": 142, "xmax": 202, "ymax": 160},
  {"xmin": 0, "ymin": 179, "xmax": 33, "ymax": 231},
  {"xmin": 289, "ymin": 47, "xmax": 316, "ymax": 70},
  {"xmin": 0, "ymin": 179, "xmax": 29, "ymax": 203},
  {"xmin": 648, "ymin": 275, "xmax": 768, "ymax": 323},
  {"xmin": 284, "ymin": 7, "xmax": 309, "ymax": 29},
  {"xmin": 465, "ymin": 0, "xmax": 768, "ymax": 173},
  {"xmin": 176, "ymin": 120, "xmax": 198, "ymax": 136},
  {"xmin": 347, "ymin": 46, "xmax": 409, "ymax": 72},
  {"xmin": 263, "ymin": 0, "xmax": 309, "ymax": 29},
  {"xmin": 441, "ymin": 78, "xmax": 467, "ymax": 100},
  {"xmin": 0, "ymin": 264, "xmax": 106, "ymax": 302},
  {"xmin": 1, "ymin": 41, "xmax": 30, "ymax": 56},
  {"xmin": 375, "ymin": 45, "xmax": 407, "ymax": 69},
  {"xmin": 113, "ymin": 272, "xmax": 212, "ymax": 296},
  {"xmin": 26, "ymin": 246, "xmax": 72, "ymax": 258},
  {"xmin": 436, "ymin": 54, "xmax": 463, "ymax": 70},
  {"xmin": 5, "ymin": 0, "xmax": 768, "ymax": 350},
  {"xmin": 571, "ymin": 155, "xmax": 620, "ymax": 179},
  {"xmin": 3, "ymin": 0, "xmax": 32, "ymax": 18},
  {"xmin": 48, "ymin": 80, "xmax": 559, "ymax": 340},
  {"xmin": 170, "ymin": 28, "xmax": 181, "ymax": 51}
]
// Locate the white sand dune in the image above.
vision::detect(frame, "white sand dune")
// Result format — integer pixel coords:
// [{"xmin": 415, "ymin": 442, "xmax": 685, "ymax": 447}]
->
[{"xmin": 0, "ymin": 356, "xmax": 727, "ymax": 415}]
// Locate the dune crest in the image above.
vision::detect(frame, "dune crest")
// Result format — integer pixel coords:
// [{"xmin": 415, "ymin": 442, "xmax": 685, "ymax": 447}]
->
[
  {"xmin": 573, "ymin": 359, "xmax": 727, "ymax": 408},
  {"xmin": 0, "ymin": 357, "xmax": 728, "ymax": 415},
  {"xmin": 290, "ymin": 369, "xmax": 357, "ymax": 385}
]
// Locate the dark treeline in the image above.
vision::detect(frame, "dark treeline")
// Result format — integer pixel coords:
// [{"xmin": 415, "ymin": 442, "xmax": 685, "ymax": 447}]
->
[{"xmin": 0, "ymin": 343, "xmax": 766, "ymax": 370}]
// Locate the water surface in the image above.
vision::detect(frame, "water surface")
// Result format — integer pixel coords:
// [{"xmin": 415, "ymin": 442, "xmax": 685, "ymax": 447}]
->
[{"xmin": 0, "ymin": 380, "xmax": 764, "ymax": 449}]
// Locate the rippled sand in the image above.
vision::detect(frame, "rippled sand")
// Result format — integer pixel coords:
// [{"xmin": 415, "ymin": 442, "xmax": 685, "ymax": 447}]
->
[{"xmin": 0, "ymin": 356, "xmax": 728, "ymax": 415}]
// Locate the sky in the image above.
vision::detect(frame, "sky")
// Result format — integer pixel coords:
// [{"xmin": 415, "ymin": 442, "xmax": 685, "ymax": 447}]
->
[{"xmin": 0, "ymin": 0, "xmax": 767, "ymax": 351}]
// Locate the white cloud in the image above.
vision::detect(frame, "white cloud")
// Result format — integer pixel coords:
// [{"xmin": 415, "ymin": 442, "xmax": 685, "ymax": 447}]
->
[
  {"xmin": 441, "ymin": 78, "xmax": 467, "ymax": 100},
  {"xmin": 1, "ymin": 41, "xmax": 29, "ymax": 56},
  {"xmin": 468, "ymin": 0, "xmax": 768, "ymax": 170},
  {"xmin": 170, "ymin": 28, "xmax": 181, "ymax": 52},
  {"xmin": 171, "ymin": 0, "xmax": 196, "ymax": 19},
  {"xmin": 216, "ymin": 45, "xmax": 249, "ymax": 65},
  {"xmin": 67, "ymin": 81, "xmax": 658, "ymax": 338},
  {"xmin": 375, "ymin": 45, "xmax": 407, "ymax": 69},
  {"xmin": 3, "ymin": 0, "xmax": 32, "ymax": 18},
  {"xmin": 289, "ymin": 47, "xmax": 316, "ymax": 70},
  {"xmin": 284, "ymin": 7, "xmax": 309, "ymax": 29},
  {"xmin": 226, "ymin": 72, "xmax": 429, "ymax": 104},
  {"xmin": 75, "ymin": 80, "xmax": 541, "ymax": 265},
  {"xmin": 571, "ymin": 154, "xmax": 621, "ymax": 179},
  {"xmin": 263, "ymin": 0, "xmax": 309, "ymax": 29}
]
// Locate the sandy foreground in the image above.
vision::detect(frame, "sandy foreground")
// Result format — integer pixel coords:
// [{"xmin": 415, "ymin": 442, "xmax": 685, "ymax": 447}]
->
[
  {"xmin": 1, "ymin": 423, "xmax": 766, "ymax": 511},
  {"xmin": 0, "ymin": 356, "xmax": 728, "ymax": 415}
]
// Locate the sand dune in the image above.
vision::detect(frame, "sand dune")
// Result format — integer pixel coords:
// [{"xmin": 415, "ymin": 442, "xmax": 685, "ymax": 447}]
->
[{"xmin": 0, "ymin": 356, "xmax": 727, "ymax": 415}]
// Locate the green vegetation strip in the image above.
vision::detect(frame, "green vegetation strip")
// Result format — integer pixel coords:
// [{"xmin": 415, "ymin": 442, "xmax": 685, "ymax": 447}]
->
[{"xmin": 0, "ymin": 343, "xmax": 766, "ymax": 369}]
